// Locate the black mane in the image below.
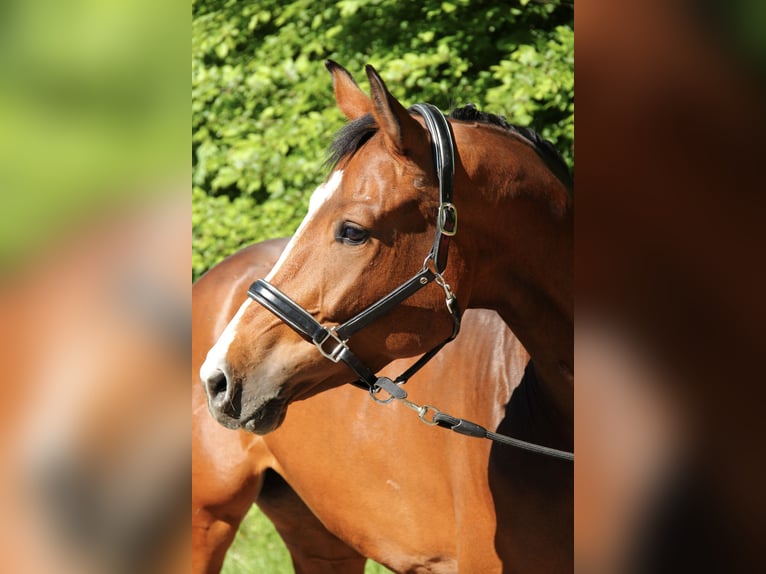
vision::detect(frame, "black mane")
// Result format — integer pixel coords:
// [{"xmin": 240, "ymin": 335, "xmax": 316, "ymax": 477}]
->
[
  {"xmin": 448, "ymin": 104, "xmax": 572, "ymax": 189},
  {"xmin": 326, "ymin": 104, "xmax": 572, "ymax": 189},
  {"xmin": 326, "ymin": 114, "xmax": 377, "ymax": 169}
]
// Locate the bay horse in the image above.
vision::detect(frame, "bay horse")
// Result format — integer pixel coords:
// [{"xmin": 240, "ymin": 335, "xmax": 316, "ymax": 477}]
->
[
  {"xmin": 199, "ymin": 62, "xmax": 573, "ymax": 572},
  {"xmin": 192, "ymin": 238, "xmax": 530, "ymax": 573}
]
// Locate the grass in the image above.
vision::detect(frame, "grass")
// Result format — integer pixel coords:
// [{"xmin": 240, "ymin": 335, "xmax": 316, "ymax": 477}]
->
[{"xmin": 222, "ymin": 506, "xmax": 392, "ymax": 573}]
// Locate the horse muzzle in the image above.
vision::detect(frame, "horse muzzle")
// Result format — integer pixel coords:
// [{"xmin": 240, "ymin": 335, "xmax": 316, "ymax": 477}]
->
[{"xmin": 203, "ymin": 367, "xmax": 287, "ymax": 434}]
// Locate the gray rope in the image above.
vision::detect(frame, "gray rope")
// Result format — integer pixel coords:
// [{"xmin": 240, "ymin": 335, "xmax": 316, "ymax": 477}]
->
[{"xmin": 433, "ymin": 412, "xmax": 574, "ymax": 462}]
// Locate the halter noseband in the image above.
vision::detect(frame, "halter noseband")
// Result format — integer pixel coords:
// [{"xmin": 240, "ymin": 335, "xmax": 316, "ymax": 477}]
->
[{"xmin": 247, "ymin": 103, "xmax": 461, "ymax": 397}]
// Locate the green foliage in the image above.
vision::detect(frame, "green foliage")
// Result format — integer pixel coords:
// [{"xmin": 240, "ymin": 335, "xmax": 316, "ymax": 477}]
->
[
  {"xmin": 1, "ymin": 0, "xmax": 187, "ymax": 265},
  {"xmin": 192, "ymin": 0, "xmax": 573, "ymax": 281},
  {"xmin": 222, "ymin": 506, "xmax": 392, "ymax": 573},
  {"xmin": 221, "ymin": 506, "xmax": 291, "ymax": 573}
]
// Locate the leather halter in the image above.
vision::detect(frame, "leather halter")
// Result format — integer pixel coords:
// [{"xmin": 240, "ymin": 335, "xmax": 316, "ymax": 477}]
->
[
  {"xmin": 248, "ymin": 103, "xmax": 461, "ymax": 396},
  {"xmin": 246, "ymin": 104, "xmax": 574, "ymax": 461}
]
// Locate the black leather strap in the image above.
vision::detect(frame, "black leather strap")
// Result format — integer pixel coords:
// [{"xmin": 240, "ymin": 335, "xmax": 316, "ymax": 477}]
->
[
  {"xmin": 335, "ymin": 268, "xmax": 435, "ymax": 340},
  {"xmin": 433, "ymin": 412, "xmax": 574, "ymax": 461},
  {"xmin": 411, "ymin": 103, "xmax": 456, "ymax": 273},
  {"xmin": 248, "ymin": 279, "xmax": 327, "ymax": 344}
]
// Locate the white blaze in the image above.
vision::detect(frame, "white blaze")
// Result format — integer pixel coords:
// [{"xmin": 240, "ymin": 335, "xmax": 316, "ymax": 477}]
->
[
  {"xmin": 199, "ymin": 170, "xmax": 344, "ymax": 384},
  {"xmin": 265, "ymin": 169, "xmax": 344, "ymax": 281},
  {"xmin": 199, "ymin": 298, "xmax": 252, "ymax": 383}
]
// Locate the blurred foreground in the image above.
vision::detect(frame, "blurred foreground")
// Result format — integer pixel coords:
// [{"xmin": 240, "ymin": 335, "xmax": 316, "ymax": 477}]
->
[
  {"xmin": 577, "ymin": 0, "xmax": 766, "ymax": 572},
  {"xmin": 0, "ymin": 191, "xmax": 190, "ymax": 573},
  {"xmin": 0, "ymin": 0, "xmax": 188, "ymax": 572}
]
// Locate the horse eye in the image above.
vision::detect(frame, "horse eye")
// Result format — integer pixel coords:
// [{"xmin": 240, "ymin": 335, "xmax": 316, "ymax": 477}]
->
[{"xmin": 338, "ymin": 223, "xmax": 369, "ymax": 245}]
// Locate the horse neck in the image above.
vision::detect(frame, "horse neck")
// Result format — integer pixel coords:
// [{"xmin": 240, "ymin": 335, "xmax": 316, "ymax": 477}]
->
[
  {"xmin": 492, "ymin": 221, "xmax": 572, "ymax": 426},
  {"xmin": 454, "ymin": 128, "xmax": 573, "ymax": 422}
]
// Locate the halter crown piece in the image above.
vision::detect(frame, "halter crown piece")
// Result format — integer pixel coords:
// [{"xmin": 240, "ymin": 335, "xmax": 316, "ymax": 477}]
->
[{"xmin": 247, "ymin": 104, "xmax": 573, "ymax": 462}]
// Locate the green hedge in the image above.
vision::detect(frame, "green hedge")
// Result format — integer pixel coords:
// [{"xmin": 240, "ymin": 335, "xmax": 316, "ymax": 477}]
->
[{"xmin": 192, "ymin": 0, "xmax": 573, "ymax": 281}]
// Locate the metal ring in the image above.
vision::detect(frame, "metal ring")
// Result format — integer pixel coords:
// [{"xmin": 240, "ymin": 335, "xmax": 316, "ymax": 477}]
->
[
  {"xmin": 369, "ymin": 386, "xmax": 396, "ymax": 404},
  {"xmin": 417, "ymin": 405, "xmax": 441, "ymax": 426},
  {"xmin": 422, "ymin": 253, "xmax": 436, "ymax": 273}
]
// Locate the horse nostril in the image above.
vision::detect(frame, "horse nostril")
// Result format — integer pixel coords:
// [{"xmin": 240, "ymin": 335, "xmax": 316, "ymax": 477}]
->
[
  {"xmin": 205, "ymin": 369, "xmax": 228, "ymax": 403},
  {"xmin": 212, "ymin": 372, "xmax": 227, "ymax": 396},
  {"xmin": 204, "ymin": 369, "xmax": 242, "ymax": 421}
]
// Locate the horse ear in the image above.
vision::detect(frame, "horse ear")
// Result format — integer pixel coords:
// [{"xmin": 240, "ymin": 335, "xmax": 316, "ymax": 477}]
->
[
  {"xmin": 365, "ymin": 64, "xmax": 429, "ymax": 157},
  {"xmin": 326, "ymin": 60, "xmax": 373, "ymax": 120}
]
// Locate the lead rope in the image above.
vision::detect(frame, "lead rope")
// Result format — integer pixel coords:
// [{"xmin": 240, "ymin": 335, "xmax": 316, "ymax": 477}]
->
[{"xmin": 371, "ymin": 377, "xmax": 574, "ymax": 462}]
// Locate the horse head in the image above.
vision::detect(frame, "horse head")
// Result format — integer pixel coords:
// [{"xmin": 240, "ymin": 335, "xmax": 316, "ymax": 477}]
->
[
  {"xmin": 200, "ymin": 62, "xmax": 477, "ymax": 433},
  {"xmin": 201, "ymin": 61, "xmax": 572, "ymax": 434}
]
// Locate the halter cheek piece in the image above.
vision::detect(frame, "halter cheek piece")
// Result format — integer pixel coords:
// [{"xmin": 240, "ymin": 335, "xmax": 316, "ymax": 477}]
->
[
  {"xmin": 248, "ymin": 104, "xmax": 460, "ymax": 397},
  {"xmin": 247, "ymin": 104, "xmax": 573, "ymax": 462}
]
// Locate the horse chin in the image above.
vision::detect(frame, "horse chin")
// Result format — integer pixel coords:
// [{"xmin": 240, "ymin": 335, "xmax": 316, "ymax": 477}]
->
[
  {"xmin": 207, "ymin": 407, "xmax": 241, "ymax": 431},
  {"xmin": 239, "ymin": 398, "xmax": 287, "ymax": 435}
]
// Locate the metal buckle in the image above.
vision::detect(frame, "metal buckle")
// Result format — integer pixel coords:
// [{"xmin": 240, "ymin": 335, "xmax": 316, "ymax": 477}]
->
[
  {"xmin": 313, "ymin": 328, "xmax": 348, "ymax": 363},
  {"xmin": 438, "ymin": 202, "xmax": 458, "ymax": 236}
]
